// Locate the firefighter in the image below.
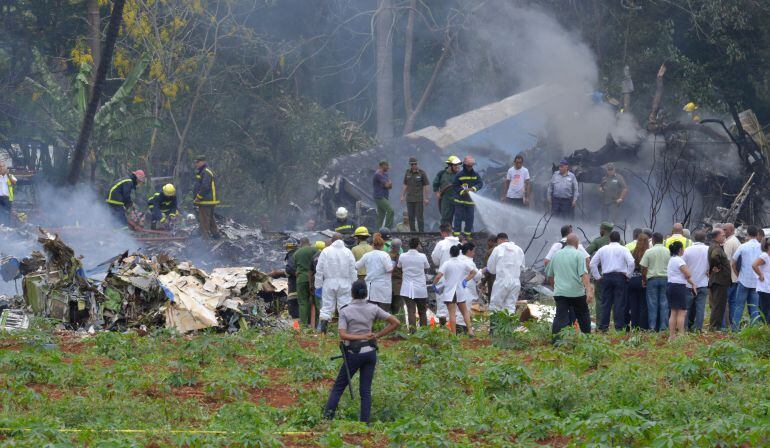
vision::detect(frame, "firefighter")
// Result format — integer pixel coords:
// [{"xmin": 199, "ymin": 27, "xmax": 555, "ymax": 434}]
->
[
  {"xmin": 192, "ymin": 155, "xmax": 220, "ymax": 239},
  {"xmin": 334, "ymin": 207, "xmax": 355, "ymax": 235},
  {"xmin": 452, "ymin": 156, "xmax": 483, "ymax": 237},
  {"xmin": 105, "ymin": 170, "xmax": 146, "ymax": 227},
  {"xmin": 432, "ymin": 155, "xmax": 461, "ymax": 227},
  {"xmin": 147, "ymin": 183, "xmax": 179, "ymax": 230}
]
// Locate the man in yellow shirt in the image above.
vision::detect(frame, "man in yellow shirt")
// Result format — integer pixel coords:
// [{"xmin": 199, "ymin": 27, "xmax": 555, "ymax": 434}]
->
[{"xmin": 664, "ymin": 223, "xmax": 691, "ymax": 249}]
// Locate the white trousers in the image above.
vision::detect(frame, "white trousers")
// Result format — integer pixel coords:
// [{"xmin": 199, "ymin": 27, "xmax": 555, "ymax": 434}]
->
[
  {"xmin": 489, "ymin": 281, "xmax": 520, "ymax": 313},
  {"xmin": 319, "ymin": 279, "xmax": 352, "ymax": 321}
]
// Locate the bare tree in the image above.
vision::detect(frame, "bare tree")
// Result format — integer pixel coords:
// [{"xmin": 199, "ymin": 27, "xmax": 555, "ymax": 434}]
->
[{"xmin": 375, "ymin": 0, "xmax": 394, "ymax": 142}]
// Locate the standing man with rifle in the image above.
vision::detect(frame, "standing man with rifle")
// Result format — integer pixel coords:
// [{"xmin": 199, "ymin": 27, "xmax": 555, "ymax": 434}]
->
[
  {"xmin": 432, "ymin": 155, "xmax": 462, "ymax": 228},
  {"xmin": 323, "ymin": 279, "xmax": 400, "ymax": 423}
]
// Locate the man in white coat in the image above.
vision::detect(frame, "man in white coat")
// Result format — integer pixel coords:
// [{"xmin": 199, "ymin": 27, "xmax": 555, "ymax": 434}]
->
[
  {"xmin": 315, "ymin": 233, "xmax": 357, "ymax": 333},
  {"xmin": 487, "ymin": 232, "xmax": 525, "ymax": 315}
]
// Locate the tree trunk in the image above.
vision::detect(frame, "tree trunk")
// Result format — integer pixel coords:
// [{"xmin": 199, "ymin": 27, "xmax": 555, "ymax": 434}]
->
[
  {"xmin": 87, "ymin": 0, "xmax": 101, "ymax": 78},
  {"xmin": 375, "ymin": 0, "xmax": 394, "ymax": 142},
  {"xmin": 67, "ymin": 0, "xmax": 126, "ymax": 186},
  {"xmin": 647, "ymin": 63, "xmax": 666, "ymax": 132}
]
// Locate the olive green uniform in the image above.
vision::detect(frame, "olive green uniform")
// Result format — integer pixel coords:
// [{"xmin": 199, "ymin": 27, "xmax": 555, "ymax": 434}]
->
[
  {"xmin": 432, "ymin": 168, "xmax": 457, "ymax": 227},
  {"xmin": 599, "ymin": 174, "xmax": 627, "ymax": 223},
  {"xmin": 293, "ymin": 246, "xmax": 319, "ymax": 327}
]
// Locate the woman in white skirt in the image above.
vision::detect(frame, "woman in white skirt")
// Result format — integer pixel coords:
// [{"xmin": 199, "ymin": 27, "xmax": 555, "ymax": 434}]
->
[
  {"xmin": 431, "ymin": 244, "xmax": 477, "ymax": 336},
  {"xmin": 457, "ymin": 242, "xmax": 484, "ymax": 309},
  {"xmin": 398, "ymin": 237, "xmax": 431, "ymax": 331},
  {"xmin": 355, "ymin": 233, "xmax": 394, "ymax": 310}
]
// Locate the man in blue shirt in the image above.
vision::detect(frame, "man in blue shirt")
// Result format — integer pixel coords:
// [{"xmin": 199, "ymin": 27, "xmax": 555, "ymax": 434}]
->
[
  {"xmin": 372, "ymin": 160, "xmax": 393, "ymax": 228},
  {"xmin": 547, "ymin": 160, "xmax": 579, "ymax": 219},
  {"xmin": 730, "ymin": 225, "xmax": 764, "ymax": 330}
]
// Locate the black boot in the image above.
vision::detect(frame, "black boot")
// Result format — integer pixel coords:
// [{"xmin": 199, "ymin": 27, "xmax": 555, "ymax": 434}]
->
[{"xmin": 317, "ymin": 319, "xmax": 328, "ymax": 334}]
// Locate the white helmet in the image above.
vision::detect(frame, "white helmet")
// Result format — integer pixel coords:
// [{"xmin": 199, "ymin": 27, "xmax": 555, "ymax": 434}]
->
[{"xmin": 335, "ymin": 207, "xmax": 349, "ymax": 219}]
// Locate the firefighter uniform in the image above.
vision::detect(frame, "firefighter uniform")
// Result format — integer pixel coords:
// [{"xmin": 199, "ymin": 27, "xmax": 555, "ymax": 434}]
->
[
  {"xmin": 193, "ymin": 162, "xmax": 220, "ymax": 239},
  {"xmin": 334, "ymin": 219, "xmax": 355, "ymax": 235},
  {"xmin": 147, "ymin": 188, "xmax": 179, "ymax": 229},
  {"xmin": 105, "ymin": 174, "xmax": 139, "ymax": 226},
  {"xmin": 452, "ymin": 166, "xmax": 483, "ymax": 236}
]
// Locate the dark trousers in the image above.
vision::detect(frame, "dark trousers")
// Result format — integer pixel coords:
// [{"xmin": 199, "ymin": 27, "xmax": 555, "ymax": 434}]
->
[
  {"xmin": 406, "ymin": 201, "xmax": 424, "ymax": 232},
  {"xmin": 439, "ymin": 195, "xmax": 454, "ymax": 226},
  {"xmin": 108, "ymin": 204, "xmax": 127, "ymax": 227},
  {"xmin": 0, "ymin": 196, "xmax": 11, "ymax": 226},
  {"xmin": 324, "ymin": 350, "xmax": 377, "ymax": 423},
  {"xmin": 551, "ymin": 197, "xmax": 574, "ymax": 219},
  {"xmin": 452, "ymin": 203, "xmax": 474, "ymax": 235},
  {"xmin": 626, "ymin": 276, "xmax": 648, "ymax": 330},
  {"xmin": 504, "ymin": 197, "xmax": 526, "ymax": 207},
  {"xmin": 599, "ymin": 273, "xmax": 627, "ymax": 331},
  {"xmin": 709, "ymin": 283, "xmax": 729, "ymax": 331},
  {"xmin": 197, "ymin": 205, "xmax": 220, "ymax": 239},
  {"xmin": 287, "ymin": 296, "xmax": 299, "ymax": 319},
  {"xmin": 552, "ymin": 296, "xmax": 591, "ymax": 335},
  {"xmin": 403, "ymin": 297, "xmax": 427, "ymax": 331},
  {"xmin": 759, "ymin": 292, "xmax": 770, "ymax": 323}
]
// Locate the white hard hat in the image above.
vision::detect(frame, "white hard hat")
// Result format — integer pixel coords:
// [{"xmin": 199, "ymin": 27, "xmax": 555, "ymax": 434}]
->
[
  {"xmin": 186, "ymin": 213, "xmax": 196, "ymax": 220},
  {"xmin": 336, "ymin": 207, "xmax": 348, "ymax": 219}
]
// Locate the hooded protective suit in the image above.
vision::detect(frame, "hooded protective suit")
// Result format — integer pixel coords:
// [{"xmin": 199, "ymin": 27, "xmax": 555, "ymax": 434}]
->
[
  {"xmin": 487, "ymin": 241, "xmax": 525, "ymax": 313},
  {"xmin": 355, "ymin": 250, "xmax": 393, "ymax": 304},
  {"xmin": 315, "ymin": 239, "xmax": 357, "ymax": 320},
  {"xmin": 431, "ymin": 236, "xmax": 459, "ymax": 319}
]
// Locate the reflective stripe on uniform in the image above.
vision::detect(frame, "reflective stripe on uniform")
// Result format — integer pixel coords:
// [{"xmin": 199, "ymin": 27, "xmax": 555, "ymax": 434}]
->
[
  {"xmin": 335, "ymin": 224, "xmax": 354, "ymax": 232},
  {"xmin": 106, "ymin": 179, "xmax": 132, "ymax": 206},
  {"xmin": 194, "ymin": 168, "xmax": 220, "ymax": 205},
  {"xmin": 7, "ymin": 179, "xmax": 13, "ymax": 202}
]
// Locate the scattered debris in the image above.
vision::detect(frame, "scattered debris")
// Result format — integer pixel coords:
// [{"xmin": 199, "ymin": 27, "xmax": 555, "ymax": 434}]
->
[{"xmin": 1, "ymin": 309, "xmax": 30, "ymax": 331}]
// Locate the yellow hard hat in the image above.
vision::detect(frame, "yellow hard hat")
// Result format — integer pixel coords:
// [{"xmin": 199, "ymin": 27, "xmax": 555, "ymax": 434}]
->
[
  {"xmin": 446, "ymin": 155, "xmax": 461, "ymax": 165},
  {"xmin": 692, "ymin": 115, "xmax": 701, "ymax": 122},
  {"xmin": 162, "ymin": 183, "xmax": 176, "ymax": 196},
  {"xmin": 683, "ymin": 102, "xmax": 698, "ymax": 113},
  {"xmin": 354, "ymin": 226, "xmax": 370, "ymax": 237},
  {"xmin": 315, "ymin": 241, "xmax": 326, "ymax": 250}
]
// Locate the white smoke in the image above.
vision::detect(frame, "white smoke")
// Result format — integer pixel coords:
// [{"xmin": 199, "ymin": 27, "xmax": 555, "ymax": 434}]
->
[{"xmin": 469, "ymin": 5, "xmax": 640, "ymax": 152}]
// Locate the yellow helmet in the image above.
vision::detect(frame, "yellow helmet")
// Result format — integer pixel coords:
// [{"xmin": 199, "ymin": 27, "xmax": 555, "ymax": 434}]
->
[
  {"xmin": 683, "ymin": 102, "xmax": 698, "ymax": 113},
  {"xmin": 446, "ymin": 155, "xmax": 461, "ymax": 165},
  {"xmin": 354, "ymin": 226, "xmax": 370, "ymax": 237},
  {"xmin": 162, "ymin": 183, "xmax": 176, "ymax": 196},
  {"xmin": 314, "ymin": 241, "xmax": 326, "ymax": 251}
]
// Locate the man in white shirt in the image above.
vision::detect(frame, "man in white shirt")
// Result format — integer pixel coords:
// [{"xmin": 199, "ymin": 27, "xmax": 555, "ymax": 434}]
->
[
  {"xmin": 682, "ymin": 230, "xmax": 709, "ymax": 331},
  {"xmin": 730, "ymin": 225, "xmax": 763, "ymax": 330},
  {"xmin": 430, "ymin": 223, "xmax": 460, "ymax": 326},
  {"xmin": 589, "ymin": 231, "xmax": 634, "ymax": 331},
  {"xmin": 0, "ymin": 162, "xmax": 16, "ymax": 227},
  {"xmin": 500, "ymin": 154, "xmax": 530, "ymax": 207},
  {"xmin": 545, "ymin": 224, "xmax": 590, "ymax": 270}
]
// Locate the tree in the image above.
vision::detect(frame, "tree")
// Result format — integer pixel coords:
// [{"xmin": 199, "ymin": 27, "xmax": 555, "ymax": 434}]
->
[{"xmin": 375, "ymin": 0, "xmax": 394, "ymax": 142}]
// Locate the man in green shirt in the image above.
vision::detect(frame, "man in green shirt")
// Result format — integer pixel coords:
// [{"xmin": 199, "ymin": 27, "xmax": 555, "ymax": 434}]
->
[
  {"xmin": 401, "ymin": 156, "xmax": 430, "ymax": 232},
  {"xmin": 598, "ymin": 163, "xmax": 627, "ymax": 223},
  {"xmin": 293, "ymin": 238, "xmax": 320, "ymax": 327},
  {"xmin": 545, "ymin": 233, "xmax": 594, "ymax": 336},
  {"xmin": 432, "ymin": 155, "xmax": 461, "ymax": 227},
  {"xmin": 351, "ymin": 226, "xmax": 373, "ymax": 279},
  {"xmin": 639, "ymin": 232, "xmax": 671, "ymax": 331}
]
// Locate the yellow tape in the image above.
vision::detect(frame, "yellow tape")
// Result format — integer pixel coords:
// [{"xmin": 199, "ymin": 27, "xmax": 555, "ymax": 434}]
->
[{"xmin": 0, "ymin": 428, "xmax": 314, "ymax": 436}]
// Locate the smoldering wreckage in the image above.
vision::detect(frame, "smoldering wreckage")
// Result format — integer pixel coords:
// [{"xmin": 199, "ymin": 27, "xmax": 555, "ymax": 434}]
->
[
  {"xmin": 3, "ymin": 70, "xmax": 770, "ymax": 333},
  {"xmin": 0, "ymin": 218, "xmax": 552, "ymax": 333}
]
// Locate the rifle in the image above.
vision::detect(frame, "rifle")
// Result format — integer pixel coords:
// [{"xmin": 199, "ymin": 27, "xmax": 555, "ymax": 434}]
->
[{"xmin": 330, "ymin": 341, "xmax": 355, "ymax": 399}]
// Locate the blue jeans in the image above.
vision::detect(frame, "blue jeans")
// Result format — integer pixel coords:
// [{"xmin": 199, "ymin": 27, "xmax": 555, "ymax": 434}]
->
[
  {"xmin": 646, "ymin": 277, "xmax": 669, "ymax": 331},
  {"xmin": 599, "ymin": 273, "xmax": 627, "ymax": 331},
  {"xmin": 324, "ymin": 350, "xmax": 377, "ymax": 423},
  {"xmin": 452, "ymin": 203, "xmax": 474, "ymax": 235},
  {"xmin": 731, "ymin": 283, "xmax": 760, "ymax": 330},
  {"xmin": 550, "ymin": 197, "xmax": 574, "ymax": 219},
  {"xmin": 686, "ymin": 287, "xmax": 708, "ymax": 331}
]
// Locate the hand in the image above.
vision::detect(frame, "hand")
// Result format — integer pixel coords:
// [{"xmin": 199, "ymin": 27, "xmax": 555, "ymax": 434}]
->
[
  {"xmin": 523, "ymin": 197, "xmax": 529, "ymax": 206},
  {"xmin": 598, "ymin": 187, "xmax": 604, "ymax": 193},
  {"xmin": 571, "ymin": 201, "xmax": 577, "ymax": 208},
  {"xmin": 711, "ymin": 266, "xmax": 721, "ymax": 273},
  {"xmin": 461, "ymin": 279, "xmax": 468, "ymax": 288},
  {"xmin": 760, "ymin": 275, "xmax": 766, "ymax": 283},
  {"xmin": 400, "ymin": 195, "xmax": 405, "ymax": 203},
  {"xmin": 586, "ymin": 292, "xmax": 594, "ymax": 303},
  {"xmin": 616, "ymin": 198, "xmax": 623, "ymax": 204},
  {"xmin": 314, "ymin": 288, "xmax": 322, "ymax": 298},
  {"xmin": 363, "ymin": 332, "xmax": 377, "ymax": 340},
  {"xmin": 435, "ymin": 192, "xmax": 441, "ymax": 200},
  {"xmin": 691, "ymin": 286, "xmax": 698, "ymax": 296},
  {"xmin": 430, "ymin": 284, "xmax": 439, "ymax": 293},
  {"xmin": 423, "ymin": 198, "xmax": 429, "ymax": 205}
]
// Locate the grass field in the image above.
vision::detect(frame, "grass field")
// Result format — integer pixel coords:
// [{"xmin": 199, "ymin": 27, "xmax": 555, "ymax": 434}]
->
[{"xmin": 2, "ymin": 317, "xmax": 770, "ymax": 447}]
